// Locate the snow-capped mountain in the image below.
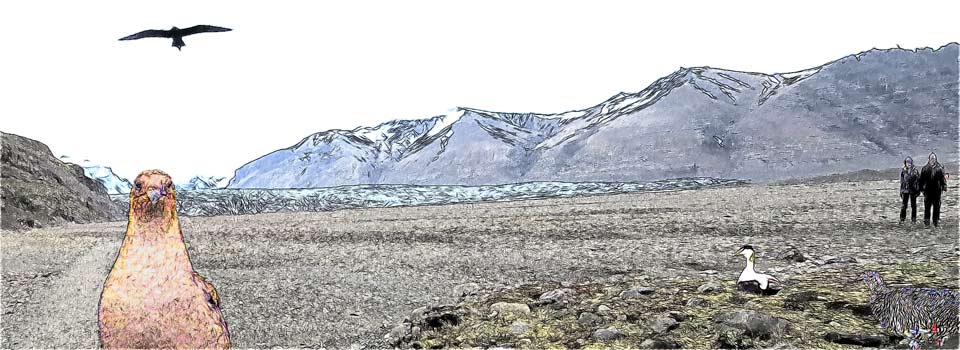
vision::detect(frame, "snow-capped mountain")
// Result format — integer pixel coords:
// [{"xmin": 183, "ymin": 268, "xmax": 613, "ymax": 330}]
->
[
  {"xmin": 177, "ymin": 176, "xmax": 229, "ymax": 191},
  {"xmin": 228, "ymin": 113, "xmax": 465, "ymax": 188},
  {"xmin": 228, "ymin": 44, "xmax": 959, "ymax": 188},
  {"xmin": 59, "ymin": 155, "xmax": 133, "ymax": 195}
]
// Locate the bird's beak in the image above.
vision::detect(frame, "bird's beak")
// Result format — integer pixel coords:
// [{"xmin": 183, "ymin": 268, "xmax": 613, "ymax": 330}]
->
[
  {"xmin": 733, "ymin": 248, "xmax": 743, "ymax": 257},
  {"xmin": 148, "ymin": 189, "xmax": 165, "ymax": 204}
]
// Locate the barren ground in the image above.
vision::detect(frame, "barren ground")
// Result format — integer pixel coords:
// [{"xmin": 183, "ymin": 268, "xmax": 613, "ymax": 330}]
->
[{"xmin": 2, "ymin": 180, "xmax": 957, "ymax": 348}]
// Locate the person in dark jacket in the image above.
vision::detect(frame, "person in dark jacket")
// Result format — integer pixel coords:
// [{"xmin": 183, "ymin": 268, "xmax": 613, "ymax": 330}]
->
[
  {"xmin": 899, "ymin": 156, "xmax": 920, "ymax": 224},
  {"xmin": 918, "ymin": 152, "xmax": 947, "ymax": 228}
]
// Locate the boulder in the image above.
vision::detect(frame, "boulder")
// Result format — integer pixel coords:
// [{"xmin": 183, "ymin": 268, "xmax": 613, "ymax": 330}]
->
[
  {"xmin": 578, "ymin": 312, "xmax": 602, "ymax": 327},
  {"xmin": 490, "ymin": 302, "xmax": 530, "ymax": 316},
  {"xmin": 509, "ymin": 321, "xmax": 531, "ymax": 334},
  {"xmin": 640, "ymin": 338, "xmax": 682, "ymax": 349},
  {"xmin": 453, "ymin": 282, "xmax": 481, "ymax": 298},
  {"xmin": 620, "ymin": 287, "xmax": 656, "ymax": 299},
  {"xmin": 714, "ymin": 309, "xmax": 790, "ymax": 339},
  {"xmin": 648, "ymin": 314, "xmax": 679, "ymax": 334},
  {"xmin": 697, "ymin": 281, "xmax": 724, "ymax": 294},
  {"xmin": 593, "ymin": 327, "xmax": 623, "ymax": 342},
  {"xmin": 823, "ymin": 332, "xmax": 901, "ymax": 347}
]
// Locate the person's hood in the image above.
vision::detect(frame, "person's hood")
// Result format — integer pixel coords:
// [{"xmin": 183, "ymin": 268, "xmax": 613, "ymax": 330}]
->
[{"xmin": 928, "ymin": 153, "xmax": 939, "ymax": 167}]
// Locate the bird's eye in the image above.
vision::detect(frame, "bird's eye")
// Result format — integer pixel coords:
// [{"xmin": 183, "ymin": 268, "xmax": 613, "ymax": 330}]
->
[{"xmin": 135, "ymin": 182, "xmax": 142, "ymax": 192}]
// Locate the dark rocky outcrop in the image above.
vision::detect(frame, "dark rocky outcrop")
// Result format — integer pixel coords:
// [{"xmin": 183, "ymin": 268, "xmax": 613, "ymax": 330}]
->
[
  {"xmin": 823, "ymin": 332, "xmax": 901, "ymax": 347},
  {"xmin": 1, "ymin": 132, "xmax": 123, "ymax": 230}
]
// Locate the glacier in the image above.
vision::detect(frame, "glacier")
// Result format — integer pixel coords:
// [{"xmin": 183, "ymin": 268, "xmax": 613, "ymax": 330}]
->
[
  {"xmin": 59, "ymin": 155, "xmax": 132, "ymax": 195},
  {"xmin": 115, "ymin": 177, "xmax": 748, "ymax": 217},
  {"xmin": 177, "ymin": 175, "xmax": 229, "ymax": 191}
]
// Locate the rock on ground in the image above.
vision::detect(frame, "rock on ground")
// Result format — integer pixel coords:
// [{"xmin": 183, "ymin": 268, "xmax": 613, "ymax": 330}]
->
[
  {"xmin": 577, "ymin": 312, "xmax": 602, "ymax": 327},
  {"xmin": 620, "ymin": 287, "xmax": 655, "ymax": 299},
  {"xmin": 697, "ymin": 281, "xmax": 724, "ymax": 294},
  {"xmin": 715, "ymin": 309, "xmax": 790, "ymax": 339},
  {"xmin": 648, "ymin": 313, "xmax": 679, "ymax": 334},
  {"xmin": 640, "ymin": 338, "xmax": 682, "ymax": 349},
  {"xmin": 593, "ymin": 327, "xmax": 623, "ymax": 342},
  {"xmin": 490, "ymin": 302, "xmax": 530, "ymax": 316}
]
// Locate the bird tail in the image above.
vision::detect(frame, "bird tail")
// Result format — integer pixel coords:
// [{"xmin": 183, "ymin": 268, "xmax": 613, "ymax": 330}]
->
[{"xmin": 172, "ymin": 37, "xmax": 185, "ymax": 50}]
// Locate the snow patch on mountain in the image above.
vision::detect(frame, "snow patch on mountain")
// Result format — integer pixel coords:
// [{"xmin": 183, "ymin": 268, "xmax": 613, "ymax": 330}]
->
[
  {"xmin": 780, "ymin": 67, "xmax": 822, "ymax": 82},
  {"xmin": 178, "ymin": 175, "xmax": 229, "ymax": 191},
  {"xmin": 59, "ymin": 155, "xmax": 132, "ymax": 195},
  {"xmin": 551, "ymin": 110, "xmax": 586, "ymax": 120},
  {"xmin": 427, "ymin": 109, "xmax": 465, "ymax": 138},
  {"xmin": 354, "ymin": 123, "xmax": 396, "ymax": 143}
]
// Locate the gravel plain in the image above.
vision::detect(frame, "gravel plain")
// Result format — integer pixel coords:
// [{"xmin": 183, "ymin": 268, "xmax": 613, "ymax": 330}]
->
[{"xmin": 1, "ymin": 180, "xmax": 957, "ymax": 348}]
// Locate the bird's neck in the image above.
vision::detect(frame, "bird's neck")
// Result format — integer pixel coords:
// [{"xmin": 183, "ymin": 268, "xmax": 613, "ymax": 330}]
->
[
  {"xmin": 128, "ymin": 210, "xmax": 180, "ymax": 239},
  {"xmin": 742, "ymin": 255, "xmax": 757, "ymax": 274},
  {"xmin": 127, "ymin": 215, "xmax": 183, "ymax": 241},
  {"xmin": 117, "ymin": 214, "xmax": 194, "ymax": 271}
]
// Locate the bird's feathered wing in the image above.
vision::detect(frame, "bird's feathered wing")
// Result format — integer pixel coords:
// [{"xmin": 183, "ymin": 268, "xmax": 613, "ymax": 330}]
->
[
  {"xmin": 863, "ymin": 271, "xmax": 959, "ymax": 345},
  {"xmin": 193, "ymin": 272, "xmax": 221, "ymax": 307},
  {"xmin": 765, "ymin": 275, "xmax": 783, "ymax": 291},
  {"xmin": 119, "ymin": 29, "xmax": 171, "ymax": 41},
  {"xmin": 180, "ymin": 25, "xmax": 232, "ymax": 36}
]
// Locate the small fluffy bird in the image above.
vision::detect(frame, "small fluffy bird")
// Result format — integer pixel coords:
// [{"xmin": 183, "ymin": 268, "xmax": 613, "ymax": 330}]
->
[
  {"xmin": 98, "ymin": 170, "xmax": 231, "ymax": 349},
  {"xmin": 862, "ymin": 271, "xmax": 958, "ymax": 347},
  {"xmin": 734, "ymin": 245, "xmax": 783, "ymax": 295},
  {"xmin": 119, "ymin": 25, "xmax": 232, "ymax": 50}
]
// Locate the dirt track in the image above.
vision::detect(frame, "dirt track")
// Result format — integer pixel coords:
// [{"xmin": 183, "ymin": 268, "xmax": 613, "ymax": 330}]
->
[{"xmin": 2, "ymin": 180, "xmax": 957, "ymax": 348}]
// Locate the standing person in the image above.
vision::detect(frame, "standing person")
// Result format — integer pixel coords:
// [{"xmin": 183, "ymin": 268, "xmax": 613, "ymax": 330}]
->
[
  {"xmin": 899, "ymin": 157, "xmax": 920, "ymax": 224},
  {"xmin": 918, "ymin": 152, "xmax": 947, "ymax": 228}
]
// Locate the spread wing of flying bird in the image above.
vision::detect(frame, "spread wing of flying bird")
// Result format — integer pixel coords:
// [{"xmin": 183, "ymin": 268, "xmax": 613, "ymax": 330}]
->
[
  {"xmin": 178, "ymin": 25, "xmax": 232, "ymax": 36},
  {"xmin": 118, "ymin": 29, "xmax": 173, "ymax": 41}
]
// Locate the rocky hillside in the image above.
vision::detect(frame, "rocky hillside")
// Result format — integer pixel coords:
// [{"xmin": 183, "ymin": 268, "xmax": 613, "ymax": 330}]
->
[
  {"xmin": 230, "ymin": 44, "xmax": 958, "ymax": 188},
  {"xmin": 1, "ymin": 132, "xmax": 123, "ymax": 230}
]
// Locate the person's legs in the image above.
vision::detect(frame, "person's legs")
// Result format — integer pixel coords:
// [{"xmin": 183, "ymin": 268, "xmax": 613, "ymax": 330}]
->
[
  {"xmin": 900, "ymin": 193, "xmax": 908, "ymax": 223},
  {"xmin": 932, "ymin": 192, "xmax": 942, "ymax": 227},
  {"xmin": 923, "ymin": 193, "xmax": 933, "ymax": 227},
  {"xmin": 910, "ymin": 193, "xmax": 918, "ymax": 223}
]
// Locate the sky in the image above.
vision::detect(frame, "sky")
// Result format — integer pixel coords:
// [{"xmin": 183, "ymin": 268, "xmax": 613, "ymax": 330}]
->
[{"xmin": 2, "ymin": 0, "xmax": 958, "ymax": 182}]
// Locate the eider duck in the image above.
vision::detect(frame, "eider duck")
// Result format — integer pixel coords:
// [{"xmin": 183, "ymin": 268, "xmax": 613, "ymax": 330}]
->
[
  {"xmin": 734, "ymin": 245, "xmax": 782, "ymax": 295},
  {"xmin": 862, "ymin": 271, "xmax": 958, "ymax": 347}
]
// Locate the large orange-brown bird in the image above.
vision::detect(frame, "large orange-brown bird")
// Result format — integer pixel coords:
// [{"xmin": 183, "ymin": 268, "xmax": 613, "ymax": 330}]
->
[{"xmin": 98, "ymin": 170, "xmax": 231, "ymax": 349}]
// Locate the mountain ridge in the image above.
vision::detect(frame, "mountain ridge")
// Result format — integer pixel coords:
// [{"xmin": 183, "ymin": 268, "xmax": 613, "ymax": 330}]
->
[{"xmin": 228, "ymin": 43, "xmax": 959, "ymax": 189}]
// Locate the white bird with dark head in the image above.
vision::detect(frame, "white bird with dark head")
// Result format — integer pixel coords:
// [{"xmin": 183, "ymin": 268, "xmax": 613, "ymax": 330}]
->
[
  {"xmin": 713, "ymin": 135, "xmax": 725, "ymax": 148},
  {"xmin": 734, "ymin": 244, "xmax": 783, "ymax": 295}
]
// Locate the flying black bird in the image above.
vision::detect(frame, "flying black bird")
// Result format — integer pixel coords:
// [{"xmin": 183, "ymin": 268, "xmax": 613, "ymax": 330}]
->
[
  {"xmin": 119, "ymin": 25, "xmax": 232, "ymax": 50},
  {"xmin": 713, "ymin": 135, "xmax": 725, "ymax": 148}
]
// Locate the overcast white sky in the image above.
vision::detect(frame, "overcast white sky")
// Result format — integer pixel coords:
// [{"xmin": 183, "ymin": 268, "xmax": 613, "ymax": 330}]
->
[{"xmin": 1, "ymin": 0, "xmax": 958, "ymax": 182}]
